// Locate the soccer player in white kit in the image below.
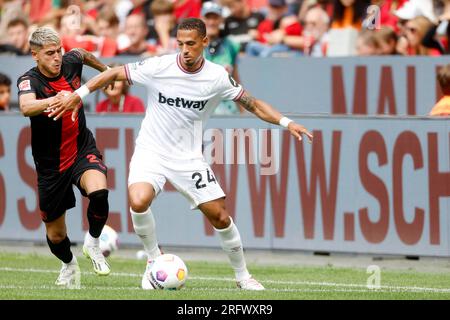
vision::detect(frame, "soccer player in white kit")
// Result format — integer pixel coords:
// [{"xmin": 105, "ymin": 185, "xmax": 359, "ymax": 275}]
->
[{"xmin": 50, "ymin": 18, "xmax": 313, "ymax": 291}]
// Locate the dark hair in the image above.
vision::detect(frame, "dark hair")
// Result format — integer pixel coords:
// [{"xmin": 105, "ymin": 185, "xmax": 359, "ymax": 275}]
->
[
  {"xmin": 7, "ymin": 16, "xmax": 29, "ymax": 30},
  {"xmin": 0, "ymin": 73, "xmax": 11, "ymax": 87},
  {"xmin": 332, "ymin": 0, "xmax": 370, "ymax": 25},
  {"xmin": 438, "ymin": 64, "xmax": 450, "ymax": 96},
  {"xmin": 177, "ymin": 18, "xmax": 206, "ymax": 38}
]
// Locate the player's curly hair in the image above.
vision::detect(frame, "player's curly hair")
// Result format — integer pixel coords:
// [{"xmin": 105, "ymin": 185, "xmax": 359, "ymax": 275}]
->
[{"xmin": 177, "ymin": 18, "xmax": 206, "ymax": 38}]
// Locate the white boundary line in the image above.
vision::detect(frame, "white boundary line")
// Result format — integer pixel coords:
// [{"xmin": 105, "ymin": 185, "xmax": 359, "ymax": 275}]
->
[
  {"xmin": 0, "ymin": 284, "xmax": 403, "ymax": 293},
  {"xmin": 1, "ymin": 267, "xmax": 450, "ymax": 294}
]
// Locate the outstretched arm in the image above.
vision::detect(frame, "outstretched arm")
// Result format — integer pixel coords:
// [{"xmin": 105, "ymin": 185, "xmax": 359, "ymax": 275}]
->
[
  {"xmin": 20, "ymin": 91, "xmax": 69, "ymax": 117},
  {"xmin": 237, "ymin": 90, "xmax": 313, "ymax": 143},
  {"xmin": 48, "ymin": 66, "xmax": 128, "ymax": 121}
]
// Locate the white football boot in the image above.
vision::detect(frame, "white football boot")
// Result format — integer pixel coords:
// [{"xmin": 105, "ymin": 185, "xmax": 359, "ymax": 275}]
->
[
  {"xmin": 83, "ymin": 245, "xmax": 111, "ymax": 276},
  {"xmin": 55, "ymin": 258, "xmax": 81, "ymax": 289},
  {"xmin": 141, "ymin": 259, "xmax": 156, "ymax": 290},
  {"xmin": 236, "ymin": 277, "xmax": 265, "ymax": 291}
]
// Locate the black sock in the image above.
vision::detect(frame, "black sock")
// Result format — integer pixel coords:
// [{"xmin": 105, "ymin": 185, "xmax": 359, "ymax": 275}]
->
[
  {"xmin": 46, "ymin": 235, "xmax": 73, "ymax": 264},
  {"xmin": 87, "ymin": 189, "xmax": 109, "ymax": 238}
]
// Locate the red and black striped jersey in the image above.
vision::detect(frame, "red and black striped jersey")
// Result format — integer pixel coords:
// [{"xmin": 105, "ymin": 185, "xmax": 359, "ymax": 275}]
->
[{"xmin": 17, "ymin": 50, "xmax": 97, "ymax": 174}]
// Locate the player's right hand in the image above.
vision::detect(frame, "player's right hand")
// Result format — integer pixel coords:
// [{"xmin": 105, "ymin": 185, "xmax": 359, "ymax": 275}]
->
[{"xmin": 287, "ymin": 122, "xmax": 314, "ymax": 143}]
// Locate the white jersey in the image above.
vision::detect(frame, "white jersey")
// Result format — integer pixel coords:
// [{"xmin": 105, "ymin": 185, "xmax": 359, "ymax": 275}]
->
[{"xmin": 125, "ymin": 53, "xmax": 244, "ymax": 160}]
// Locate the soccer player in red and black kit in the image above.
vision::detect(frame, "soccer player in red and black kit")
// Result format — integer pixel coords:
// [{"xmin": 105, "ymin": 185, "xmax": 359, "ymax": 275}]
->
[{"xmin": 17, "ymin": 27, "xmax": 111, "ymax": 288}]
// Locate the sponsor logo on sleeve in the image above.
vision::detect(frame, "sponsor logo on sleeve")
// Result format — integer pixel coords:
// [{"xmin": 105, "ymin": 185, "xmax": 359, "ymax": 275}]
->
[{"xmin": 19, "ymin": 79, "xmax": 31, "ymax": 91}]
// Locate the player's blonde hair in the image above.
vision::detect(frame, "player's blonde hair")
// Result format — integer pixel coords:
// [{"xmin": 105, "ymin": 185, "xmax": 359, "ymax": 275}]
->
[{"xmin": 29, "ymin": 27, "xmax": 60, "ymax": 51}]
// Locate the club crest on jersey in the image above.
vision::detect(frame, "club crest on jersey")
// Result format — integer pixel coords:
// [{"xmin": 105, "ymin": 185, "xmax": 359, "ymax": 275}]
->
[
  {"xmin": 72, "ymin": 76, "xmax": 81, "ymax": 89},
  {"xmin": 131, "ymin": 59, "xmax": 147, "ymax": 70},
  {"xmin": 158, "ymin": 92, "xmax": 208, "ymax": 111},
  {"xmin": 19, "ymin": 79, "xmax": 31, "ymax": 91}
]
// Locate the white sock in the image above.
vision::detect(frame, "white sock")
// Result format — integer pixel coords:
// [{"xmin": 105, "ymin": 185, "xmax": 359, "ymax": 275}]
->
[
  {"xmin": 215, "ymin": 217, "xmax": 251, "ymax": 282},
  {"xmin": 84, "ymin": 232, "xmax": 99, "ymax": 247},
  {"xmin": 131, "ymin": 207, "xmax": 162, "ymax": 260},
  {"xmin": 65, "ymin": 255, "xmax": 78, "ymax": 266}
]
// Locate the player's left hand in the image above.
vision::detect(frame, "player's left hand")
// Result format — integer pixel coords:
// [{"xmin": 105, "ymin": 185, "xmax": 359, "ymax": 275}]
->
[
  {"xmin": 48, "ymin": 92, "xmax": 82, "ymax": 122},
  {"xmin": 288, "ymin": 122, "xmax": 313, "ymax": 143},
  {"xmin": 44, "ymin": 90, "xmax": 70, "ymax": 113}
]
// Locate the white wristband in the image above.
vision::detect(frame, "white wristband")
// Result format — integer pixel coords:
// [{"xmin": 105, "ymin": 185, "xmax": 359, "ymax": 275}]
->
[
  {"xmin": 75, "ymin": 85, "xmax": 90, "ymax": 100},
  {"xmin": 279, "ymin": 117, "xmax": 293, "ymax": 128}
]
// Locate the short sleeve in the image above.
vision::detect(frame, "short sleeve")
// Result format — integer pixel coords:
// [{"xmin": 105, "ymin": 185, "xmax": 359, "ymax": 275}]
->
[
  {"xmin": 63, "ymin": 50, "xmax": 83, "ymax": 78},
  {"xmin": 17, "ymin": 76, "xmax": 36, "ymax": 96},
  {"xmin": 217, "ymin": 70, "xmax": 244, "ymax": 101},
  {"xmin": 125, "ymin": 57, "xmax": 160, "ymax": 86},
  {"xmin": 64, "ymin": 49, "xmax": 84, "ymax": 65}
]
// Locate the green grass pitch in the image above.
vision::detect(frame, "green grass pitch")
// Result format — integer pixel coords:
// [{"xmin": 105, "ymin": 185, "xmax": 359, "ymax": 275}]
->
[{"xmin": 1, "ymin": 251, "xmax": 450, "ymax": 300}]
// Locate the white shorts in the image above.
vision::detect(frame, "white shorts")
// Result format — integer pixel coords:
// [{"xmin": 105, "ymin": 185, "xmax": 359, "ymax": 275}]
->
[{"xmin": 128, "ymin": 147, "xmax": 225, "ymax": 209}]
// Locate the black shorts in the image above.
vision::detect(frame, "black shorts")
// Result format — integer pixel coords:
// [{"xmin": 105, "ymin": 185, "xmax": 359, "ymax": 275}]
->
[{"xmin": 37, "ymin": 150, "xmax": 107, "ymax": 223}]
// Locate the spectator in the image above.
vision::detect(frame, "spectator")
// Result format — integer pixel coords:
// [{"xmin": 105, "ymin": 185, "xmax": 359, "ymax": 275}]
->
[
  {"xmin": 150, "ymin": 0, "xmax": 178, "ymax": 55},
  {"xmin": 96, "ymin": 7, "xmax": 130, "ymax": 53},
  {"xmin": 394, "ymin": 0, "xmax": 437, "ymax": 37},
  {"xmin": 245, "ymin": 0, "xmax": 303, "ymax": 57},
  {"xmin": 375, "ymin": 26, "xmax": 399, "ymax": 54},
  {"xmin": 0, "ymin": 72, "xmax": 13, "ymax": 112},
  {"xmin": 202, "ymin": 1, "xmax": 242, "ymax": 115},
  {"xmin": 60, "ymin": 10, "xmax": 119, "ymax": 57},
  {"xmin": 85, "ymin": 0, "xmax": 132, "ymax": 26},
  {"xmin": 96, "ymin": 64, "xmax": 145, "ymax": 113},
  {"xmin": 221, "ymin": 0, "xmax": 265, "ymax": 52},
  {"xmin": 355, "ymin": 29, "xmax": 380, "ymax": 55},
  {"xmin": 394, "ymin": 0, "xmax": 437, "ymax": 24},
  {"xmin": 0, "ymin": 0, "xmax": 23, "ymax": 43},
  {"xmin": 399, "ymin": 15, "xmax": 441, "ymax": 55},
  {"xmin": 331, "ymin": 0, "xmax": 370, "ymax": 30},
  {"xmin": 430, "ymin": 64, "xmax": 450, "ymax": 116},
  {"xmin": 275, "ymin": 5, "xmax": 329, "ymax": 56},
  {"xmin": 292, "ymin": 5, "xmax": 330, "ymax": 56},
  {"xmin": 97, "ymin": 7, "xmax": 120, "ymax": 40},
  {"xmin": 298, "ymin": 0, "xmax": 334, "ymax": 22},
  {"xmin": 6, "ymin": 16, "xmax": 30, "ymax": 55},
  {"xmin": 128, "ymin": 0, "xmax": 156, "ymax": 40},
  {"xmin": 120, "ymin": 13, "xmax": 155, "ymax": 56}
]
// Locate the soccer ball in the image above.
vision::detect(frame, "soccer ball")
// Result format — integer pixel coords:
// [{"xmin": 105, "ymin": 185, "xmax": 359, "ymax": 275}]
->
[
  {"xmin": 84, "ymin": 225, "xmax": 119, "ymax": 257},
  {"xmin": 147, "ymin": 254, "xmax": 188, "ymax": 290}
]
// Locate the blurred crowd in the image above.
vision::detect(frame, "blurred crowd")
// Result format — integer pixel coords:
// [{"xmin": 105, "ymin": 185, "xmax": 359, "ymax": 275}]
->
[
  {"xmin": 1, "ymin": 0, "xmax": 450, "ymax": 58},
  {"xmin": 1, "ymin": 0, "xmax": 450, "ymax": 115}
]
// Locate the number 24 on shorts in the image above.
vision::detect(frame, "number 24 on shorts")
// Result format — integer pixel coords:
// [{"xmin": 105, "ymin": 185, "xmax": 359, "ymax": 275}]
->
[{"xmin": 192, "ymin": 169, "xmax": 216, "ymax": 189}]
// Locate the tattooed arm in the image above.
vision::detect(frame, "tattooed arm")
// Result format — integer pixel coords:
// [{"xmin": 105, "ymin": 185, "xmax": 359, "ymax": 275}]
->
[
  {"xmin": 72, "ymin": 48, "xmax": 109, "ymax": 72},
  {"xmin": 237, "ymin": 90, "xmax": 314, "ymax": 143}
]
